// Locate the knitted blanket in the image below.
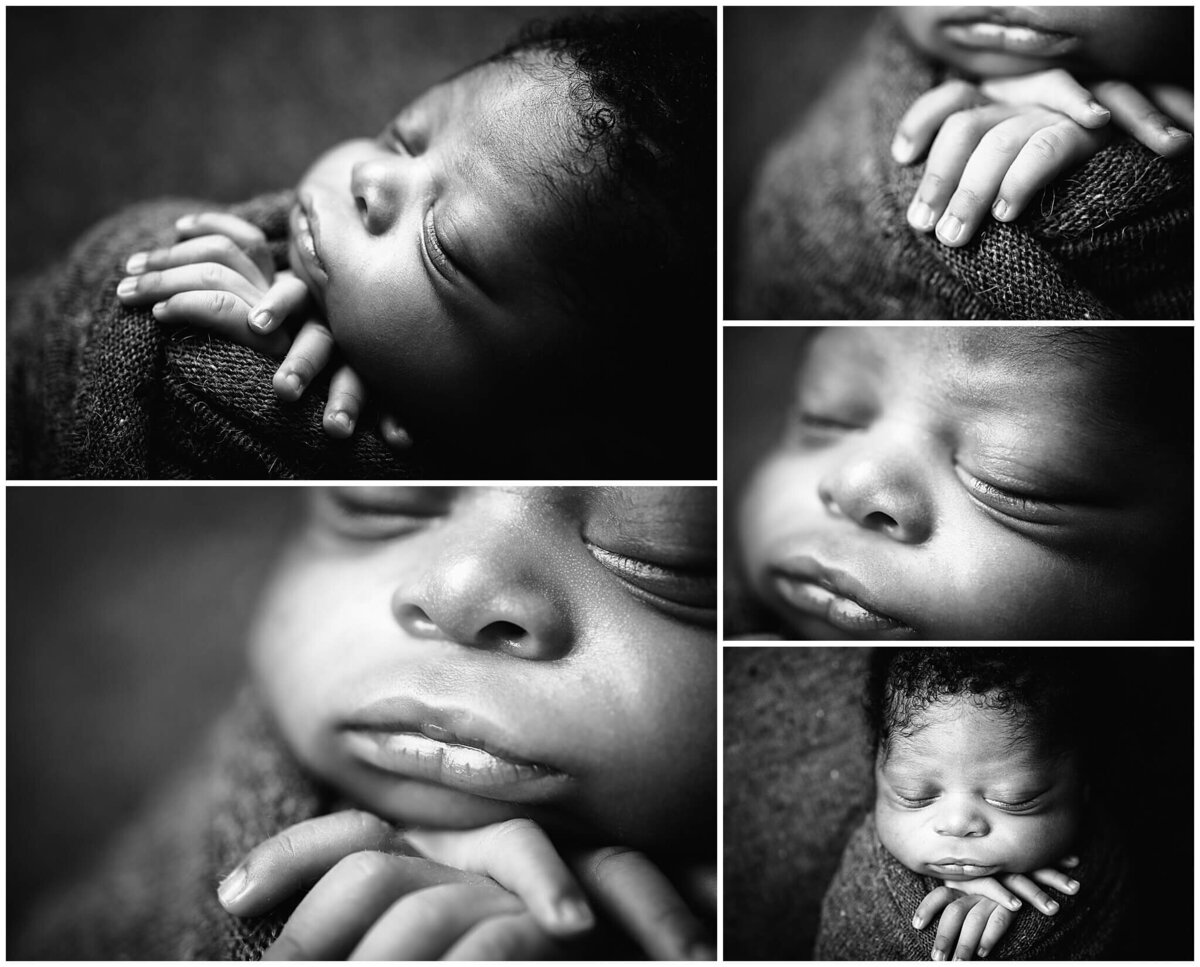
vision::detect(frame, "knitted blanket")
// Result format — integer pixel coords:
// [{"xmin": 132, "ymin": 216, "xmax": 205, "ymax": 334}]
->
[
  {"xmin": 15, "ymin": 689, "xmax": 334, "ymax": 959},
  {"xmin": 815, "ymin": 812, "xmax": 1129, "ymax": 960},
  {"xmin": 739, "ymin": 17, "xmax": 1193, "ymax": 320},
  {"xmin": 7, "ymin": 191, "xmax": 416, "ymax": 479}
]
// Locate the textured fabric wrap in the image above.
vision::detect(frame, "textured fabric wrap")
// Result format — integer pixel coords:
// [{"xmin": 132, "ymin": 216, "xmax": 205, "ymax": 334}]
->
[
  {"xmin": 739, "ymin": 17, "xmax": 1193, "ymax": 320},
  {"xmin": 816, "ymin": 811, "xmax": 1128, "ymax": 960},
  {"xmin": 7, "ymin": 191, "xmax": 415, "ymax": 479}
]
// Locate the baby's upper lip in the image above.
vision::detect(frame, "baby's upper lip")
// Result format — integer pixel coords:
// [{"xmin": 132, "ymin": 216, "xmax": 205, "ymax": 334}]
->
[{"xmin": 937, "ymin": 6, "xmax": 1068, "ymax": 33}]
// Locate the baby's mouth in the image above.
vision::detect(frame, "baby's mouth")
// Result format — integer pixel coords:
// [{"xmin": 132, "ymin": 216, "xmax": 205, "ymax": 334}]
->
[
  {"xmin": 927, "ymin": 859, "xmax": 1000, "ymax": 878},
  {"xmin": 938, "ymin": 12, "xmax": 1080, "ymax": 57},
  {"xmin": 769, "ymin": 558, "xmax": 917, "ymax": 639}
]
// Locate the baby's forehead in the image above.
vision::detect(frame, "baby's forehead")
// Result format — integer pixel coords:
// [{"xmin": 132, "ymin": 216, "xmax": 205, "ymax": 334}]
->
[{"xmin": 882, "ymin": 699, "xmax": 1054, "ymax": 770}]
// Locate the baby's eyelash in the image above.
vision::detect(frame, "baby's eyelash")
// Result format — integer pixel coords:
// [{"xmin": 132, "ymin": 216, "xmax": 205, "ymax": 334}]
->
[
  {"xmin": 955, "ymin": 464, "xmax": 1063, "ymax": 524},
  {"xmin": 422, "ymin": 208, "xmax": 452, "ymax": 275},
  {"xmin": 984, "ymin": 796, "xmax": 1041, "ymax": 813},
  {"xmin": 584, "ymin": 541, "xmax": 716, "ymax": 622}
]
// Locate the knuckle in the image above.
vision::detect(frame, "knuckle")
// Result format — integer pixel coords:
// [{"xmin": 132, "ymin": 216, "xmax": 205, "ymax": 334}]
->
[
  {"xmin": 199, "ymin": 262, "xmax": 226, "ymax": 288},
  {"xmin": 335, "ymin": 849, "xmax": 395, "ymax": 883},
  {"xmin": 980, "ymin": 127, "xmax": 1022, "ymax": 157},
  {"xmin": 949, "ymin": 185, "xmax": 987, "ymax": 212},
  {"xmin": 213, "ymin": 234, "xmax": 240, "ymax": 259},
  {"xmin": 345, "ymin": 808, "xmax": 393, "ymax": 846},
  {"xmin": 943, "ymin": 109, "xmax": 985, "ymax": 142},
  {"xmin": 588, "ymin": 845, "xmax": 644, "ymax": 884},
  {"xmin": 207, "ymin": 290, "xmax": 238, "ymax": 316},
  {"xmin": 919, "ymin": 172, "xmax": 948, "ymax": 198},
  {"xmin": 1026, "ymin": 127, "xmax": 1067, "ymax": 162},
  {"xmin": 489, "ymin": 817, "xmax": 538, "ymax": 846}
]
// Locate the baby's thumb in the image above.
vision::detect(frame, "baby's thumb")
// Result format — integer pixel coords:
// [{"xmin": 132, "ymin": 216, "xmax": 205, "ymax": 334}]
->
[{"xmin": 404, "ymin": 820, "xmax": 594, "ymax": 937}]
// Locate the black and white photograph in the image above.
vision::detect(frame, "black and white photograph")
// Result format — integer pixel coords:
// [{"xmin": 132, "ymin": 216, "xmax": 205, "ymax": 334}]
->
[
  {"xmin": 7, "ymin": 7, "xmax": 716, "ymax": 479},
  {"xmin": 724, "ymin": 646, "xmax": 1193, "ymax": 960},
  {"xmin": 9, "ymin": 486, "xmax": 717, "ymax": 959},
  {"xmin": 725, "ymin": 326, "xmax": 1194, "ymax": 640},
  {"xmin": 726, "ymin": 6, "xmax": 1193, "ymax": 320}
]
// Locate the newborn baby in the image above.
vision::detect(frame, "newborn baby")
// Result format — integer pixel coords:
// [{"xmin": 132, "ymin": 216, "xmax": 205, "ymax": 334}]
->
[
  {"xmin": 9, "ymin": 12, "xmax": 714, "ymax": 478},
  {"xmin": 817, "ymin": 648, "xmax": 1128, "ymax": 961},
  {"xmin": 734, "ymin": 326, "xmax": 1192, "ymax": 639},
  {"xmin": 17, "ymin": 486, "xmax": 717, "ymax": 959}
]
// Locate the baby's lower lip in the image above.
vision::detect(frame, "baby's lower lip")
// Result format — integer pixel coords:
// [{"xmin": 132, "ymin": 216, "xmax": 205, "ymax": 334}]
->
[
  {"xmin": 770, "ymin": 573, "xmax": 917, "ymax": 639},
  {"xmin": 342, "ymin": 728, "xmax": 571, "ymax": 799},
  {"xmin": 928, "ymin": 861, "xmax": 1000, "ymax": 877},
  {"xmin": 940, "ymin": 21, "xmax": 1079, "ymax": 57}
]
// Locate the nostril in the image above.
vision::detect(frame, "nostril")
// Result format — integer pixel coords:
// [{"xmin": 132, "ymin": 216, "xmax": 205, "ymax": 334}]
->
[
  {"xmin": 863, "ymin": 510, "xmax": 899, "ymax": 532},
  {"xmin": 355, "ymin": 195, "xmax": 368, "ymax": 220},
  {"xmin": 395, "ymin": 603, "xmax": 440, "ymax": 638},
  {"xmin": 478, "ymin": 620, "xmax": 528, "ymax": 651}
]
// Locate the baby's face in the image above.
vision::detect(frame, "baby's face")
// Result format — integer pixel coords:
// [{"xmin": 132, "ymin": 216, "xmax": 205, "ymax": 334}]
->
[
  {"xmin": 874, "ymin": 698, "xmax": 1081, "ymax": 878},
  {"xmin": 249, "ymin": 487, "xmax": 716, "ymax": 854},
  {"xmin": 895, "ymin": 6, "xmax": 1190, "ymax": 82},
  {"xmin": 290, "ymin": 56, "xmax": 584, "ymax": 426},
  {"xmin": 739, "ymin": 327, "xmax": 1185, "ymax": 640}
]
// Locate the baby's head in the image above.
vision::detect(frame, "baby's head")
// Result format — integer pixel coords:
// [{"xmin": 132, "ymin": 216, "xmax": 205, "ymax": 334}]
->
[
  {"xmin": 289, "ymin": 12, "xmax": 714, "ymax": 452},
  {"xmin": 868, "ymin": 649, "xmax": 1085, "ymax": 879},
  {"xmin": 894, "ymin": 6, "xmax": 1191, "ymax": 82},
  {"xmin": 247, "ymin": 486, "xmax": 715, "ymax": 856},
  {"xmin": 738, "ymin": 326, "xmax": 1192, "ymax": 640}
]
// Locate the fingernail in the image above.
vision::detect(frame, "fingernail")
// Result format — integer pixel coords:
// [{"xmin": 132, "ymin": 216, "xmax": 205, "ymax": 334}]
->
[
  {"xmin": 1063, "ymin": 856, "xmax": 1079, "ymax": 868},
  {"xmin": 217, "ymin": 866, "xmax": 248, "ymax": 906},
  {"xmin": 1045, "ymin": 900, "xmax": 1059, "ymax": 913},
  {"xmin": 908, "ymin": 200, "xmax": 936, "ymax": 231},
  {"xmin": 249, "ymin": 308, "xmax": 273, "ymax": 331},
  {"xmin": 1066, "ymin": 879, "xmax": 1079, "ymax": 892},
  {"xmin": 554, "ymin": 898, "xmax": 594, "ymax": 931},
  {"xmin": 1009, "ymin": 898, "xmax": 1021, "ymax": 910},
  {"xmin": 977, "ymin": 947, "xmax": 989, "ymax": 959},
  {"xmin": 152, "ymin": 302, "xmax": 167, "ymax": 316},
  {"xmin": 1087, "ymin": 100, "xmax": 1110, "ymax": 118},
  {"xmin": 125, "ymin": 252, "xmax": 148, "ymax": 274},
  {"xmin": 912, "ymin": 915, "xmax": 923, "ymax": 929},
  {"xmin": 116, "ymin": 276, "xmax": 138, "ymax": 297},
  {"xmin": 175, "ymin": 215, "xmax": 196, "ymax": 230},
  {"xmin": 1166, "ymin": 125, "xmax": 1191, "ymax": 140},
  {"xmin": 932, "ymin": 948, "xmax": 945, "ymax": 962},
  {"xmin": 329, "ymin": 410, "xmax": 353, "ymax": 433},
  {"xmin": 936, "ymin": 213, "xmax": 963, "ymax": 243},
  {"xmin": 992, "ymin": 198, "xmax": 1009, "ymax": 220},
  {"xmin": 892, "ymin": 133, "xmax": 914, "ymax": 163},
  {"xmin": 283, "ymin": 371, "xmax": 302, "ymax": 394},
  {"xmin": 688, "ymin": 942, "xmax": 717, "ymax": 961}
]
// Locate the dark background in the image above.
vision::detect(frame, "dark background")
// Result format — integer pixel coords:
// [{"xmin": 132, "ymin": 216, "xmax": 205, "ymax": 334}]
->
[
  {"xmin": 723, "ymin": 7, "xmax": 878, "ymax": 315},
  {"xmin": 7, "ymin": 7, "xmax": 583, "ymax": 282},
  {"xmin": 724, "ymin": 646, "xmax": 1195, "ymax": 960},
  {"xmin": 7, "ymin": 489, "xmax": 302, "ymax": 935}
]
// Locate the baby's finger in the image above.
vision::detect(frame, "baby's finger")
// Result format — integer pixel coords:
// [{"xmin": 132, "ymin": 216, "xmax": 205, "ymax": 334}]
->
[
  {"xmin": 1145, "ymin": 83, "xmax": 1194, "ymax": 132},
  {"xmin": 976, "ymin": 902, "xmax": 1018, "ymax": 960},
  {"xmin": 349, "ymin": 883, "xmax": 523, "ymax": 960},
  {"xmin": 981, "ymin": 69, "xmax": 1111, "ymax": 129},
  {"xmin": 117, "ymin": 263, "xmax": 264, "ymax": 310},
  {"xmin": 993, "ymin": 119, "xmax": 1109, "ymax": 223},
  {"xmin": 152, "ymin": 292, "xmax": 290, "ymax": 357},
  {"xmin": 217, "ymin": 809, "xmax": 409, "ymax": 916},
  {"xmin": 324, "ymin": 364, "xmax": 367, "ymax": 439},
  {"xmin": 174, "ymin": 212, "xmax": 274, "ymax": 280},
  {"xmin": 907, "ymin": 104, "xmax": 1020, "ymax": 233},
  {"xmin": 405, "ymin": 820, "xmax": 593, "ymax": 937},
  {"xmin": 573, "ymin": 846, "xmax": 714, "ymax": 960},
  {"xmin": 932, "ymin": 897, "xmax": 977, "ymax": 962},
  {"xmin": 262, "ymin": 852, "xmax": 483, "ymax": 961},
  {"xmin": 998, "ymin": 873, "xmax": 1060, "ymax": 916},
  {"xmin": 933, "ymin": 109, "xmax": 1057, "ymax": 246},
  {"xmin": 1092, "ymin": 80, "xmax": 1193, "ymax": 157},
  {"xmin": 952, "ymin": 898, "xmax": 995, "ymax": 961},
  {"xmin": 913, "ymin": 886, "xmax": 964, "ymax": 929},
  {"xmin": 443, "ymin": 911, "xmax": 565, "ymax": 961},
  {"xmin": 894, "ymin": 79, "xmax": 989, "ymax": 164},
  {"xmin": 379, "ymin": 412, "xmax": 414, "ymax": 450},
  {"xmin": 948, "ymin": 876, "xmax": 1022, "ymax": 912},
  {"xmin": 249, "ymin": 272, "xmax": 311, "ymax": 335},
  {"xmin": 125, "ymin": 235, "xmax": 270, "ymax": 290},
  {"xmin": 1029, "ymin": 867, "xmax": 1080, "ymax": 897},
  {"xmin": 273, "ymin": 318, "xmax": 334, "ymax": 401},
  {"xmin": 1060, "ymin": 855, "xmax": 1080, "ymax": 869}
]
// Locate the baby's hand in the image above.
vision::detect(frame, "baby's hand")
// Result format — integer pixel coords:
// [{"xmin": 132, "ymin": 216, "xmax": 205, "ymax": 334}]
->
[
  {"xmin": 217, "ymin": 811, "xmax": 587, "ymax": 959},
  {"xmin": 118, "ymin": 213, "xmax": 411, "ymax": 447},
  {"xmin": 912, "ymin": 855, "xmax": 1081, "ymax": 960},
  {"xmin": 893, "ymin": 69, "xmax": 1193, "ymax": 247}
]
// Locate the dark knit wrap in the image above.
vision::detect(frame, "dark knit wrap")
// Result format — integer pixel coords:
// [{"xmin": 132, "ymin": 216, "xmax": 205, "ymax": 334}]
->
[
  {"xmin": 739, "ymin": 17, "xmax": 1193, "ymax": 320},
  {"xmin": 16, "ymin": 689, "xmax": 336, "ymax": 960},
  {"xmin": 7, "ymin": 191, "xmax": 417, "ymax": 478},
  {"xmin": 816, "ymin": 811, "xmax": 1128, "ymax": 960}
]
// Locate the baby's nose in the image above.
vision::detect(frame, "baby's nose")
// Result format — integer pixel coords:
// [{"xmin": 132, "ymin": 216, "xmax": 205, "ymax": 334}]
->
[
  {"xmin": 391, "ymin": 541, "xmax": 573, "ymax": 661},
  {"xmin": 351, "ymin": 158, "xmax": 404, "ymax": 235},
  {"xmin": 817, "ymin": 435, "xmax": 934, "ymax": 544}
]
